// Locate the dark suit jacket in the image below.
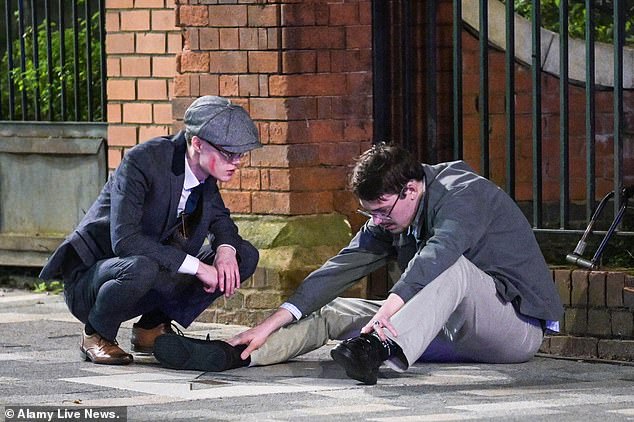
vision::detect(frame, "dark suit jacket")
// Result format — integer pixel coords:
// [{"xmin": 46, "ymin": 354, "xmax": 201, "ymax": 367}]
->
[{"xmin": 40, "ymin": 131, "xmax": 243, "ymax": 281}]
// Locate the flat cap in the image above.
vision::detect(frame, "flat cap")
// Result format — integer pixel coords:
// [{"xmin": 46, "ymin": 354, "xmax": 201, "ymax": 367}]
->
[{"xmin": 184, "ymin": 96, "xmax": 261, "ymax": 153}]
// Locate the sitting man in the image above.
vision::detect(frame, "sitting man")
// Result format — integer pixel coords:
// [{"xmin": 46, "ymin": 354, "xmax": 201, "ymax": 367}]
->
[
  {"xmin": 154, "ymin": 143, "xmax": 563, "ymax": 384},
  {"xmin": 39, "ymin": 96, "xmax": 260, "ymax": 365}
]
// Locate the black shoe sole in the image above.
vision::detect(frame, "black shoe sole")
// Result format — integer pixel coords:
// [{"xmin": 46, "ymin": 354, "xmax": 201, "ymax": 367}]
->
[
  {"xmin": 153, "ymin": 334, "xmax": 229, "ymax": 371},
  {"xmin": 330, "ymin": 344, "xmax": 378, "ymax": 385}
]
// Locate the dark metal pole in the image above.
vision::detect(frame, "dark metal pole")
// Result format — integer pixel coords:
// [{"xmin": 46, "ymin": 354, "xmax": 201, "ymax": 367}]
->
[
  {"xmin": 531, "ymin": 0, "xmax": 543, "ymax": 228},
  {"xmin": 479, "ymin": 0, "xmax": 489, "ymax": 178},
  {"xmin": 452, "ymin": 0, "xmax": 463, "ymax": 160},
  {"xmin": 425, "ymin": 0, "xmax": 438, "ymax": 163},
  {"xmin": 17, "ymin": 0, "xmax": 28, "ymax": 119},
  {"xmin": 72, "ymin": 0, "xmax": 80, "ymax": 120},
  {"xmin": 401, "ymin": 0, "xmax": 413, "ymax": 152},
  {"xmin": 98, "ymin": 0, "xmax": 106, "ymax": 122},
  {"xmin": 613, "ymin": 0, "xmax": 624, "ymax": 217},
  {"xmin": 5, "ymin": 0, "xmax": 16, "ymax": 119},
  {"xmin": 371, "ymin": 0, "xmax": 391, "ymax": 144},
  {"xmin": 44, "ymin": 0, "xmax": 54, "ymax": 121},
  {"xmin": 85, "ymin": 0, "xmax": 93, "ymax": 121},
  {"xmin": 59, "ymin": 0, "xmax": 66, "ymax": 120},
  {"xmin": 505, "ymin": 0, "xmax": 516, "ymax": 198},
  {"xmin": 559, "ymin": 0, "xmax": 570, "ymax": 229},
  {"xmin": 31, "ymin": 0, "xmax": 40, "ymax": 120},
  {"xmin": 585, "ymin": 0, "xmax": 596, "ymax": 222}
]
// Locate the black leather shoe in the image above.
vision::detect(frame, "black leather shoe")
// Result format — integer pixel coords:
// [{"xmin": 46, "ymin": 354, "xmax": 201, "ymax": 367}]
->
[
  {"xmin": 153, "ymin": 333, "xmax": 249, "ymax": 372},
  {"xmin": 330, "ymin": 333, "xmax": 387, "ymax": 385}
]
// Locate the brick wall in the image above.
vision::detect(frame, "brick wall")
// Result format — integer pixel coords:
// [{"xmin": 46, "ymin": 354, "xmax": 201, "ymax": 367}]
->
[
  {"xmin": 540, "ymin": 269, "xmax": 634, "ymax": 361},
  {"xmin": 105, "ymin": 0, "xmax": 181, "ymax": 170},
  {"xmin": 172, "ymin": 0, "xmax": 373, "ymax": 221}
]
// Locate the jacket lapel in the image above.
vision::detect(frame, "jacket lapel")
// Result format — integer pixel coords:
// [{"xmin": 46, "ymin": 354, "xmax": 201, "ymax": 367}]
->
[{"xmin": 162, "ymin": 132, "xmax": 187, "ymax": 240}]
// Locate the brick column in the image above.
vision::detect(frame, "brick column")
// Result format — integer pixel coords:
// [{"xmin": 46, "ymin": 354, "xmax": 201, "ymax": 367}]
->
[
  {"xmin": 105, "ymin": 0, "xmax": 181, "ymax": 170},
  {"xmin": 173, "ymin": 1, "xmax": 373, "ymax": 221}
]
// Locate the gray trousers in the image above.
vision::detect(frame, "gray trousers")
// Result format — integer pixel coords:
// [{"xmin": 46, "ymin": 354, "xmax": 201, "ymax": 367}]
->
[{"xmin": 251, "ymin": 256, "xmax": 544, "ymax": 370}]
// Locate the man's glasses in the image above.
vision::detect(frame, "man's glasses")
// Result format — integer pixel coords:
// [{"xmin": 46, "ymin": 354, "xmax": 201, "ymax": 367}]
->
[
  {"xmin": 207, "ymin": 141, "xmax": 245, "ymax": 162},
  {"xmin": 357, "ymin": 186, "xmax": 406, "ymax": 222}
]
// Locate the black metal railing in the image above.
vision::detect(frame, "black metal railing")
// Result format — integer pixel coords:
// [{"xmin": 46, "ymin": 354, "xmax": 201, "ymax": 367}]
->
[
  {"xmin": 450, "ymin": 0, "xmax": 632, "ymax": 238},
  {"xmin": 0, "ymin": 0, "xmax": 106, "ymax": 122}
]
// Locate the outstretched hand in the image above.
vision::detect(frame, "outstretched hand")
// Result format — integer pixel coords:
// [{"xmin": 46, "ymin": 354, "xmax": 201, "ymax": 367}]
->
[
  {"xmin": 227, "ymin": 326, "xmax": 270, "ymax": 360},
  {"xmin": 226, "ymin": 307, "xmax": 296, "ymax": 360}
]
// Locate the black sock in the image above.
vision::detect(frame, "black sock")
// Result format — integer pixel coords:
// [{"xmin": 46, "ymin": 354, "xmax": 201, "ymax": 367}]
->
[
  {"xmin": 136, "ymin": 310, "xmax": 171, "ymax": 329},
  {"xmin": 84, "ymin": 322, "xmax": 116, "ymax": 342},
  {"xmin": 369, "ymin": 332, "xmax": 403, "ymax": 360},
  {"xmin": 84, "ymin": 322, "xmax": 96, "ymax": 336}
]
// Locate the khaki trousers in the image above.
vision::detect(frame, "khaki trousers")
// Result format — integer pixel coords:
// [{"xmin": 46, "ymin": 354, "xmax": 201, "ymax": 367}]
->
[{"xmin": 251, "ymin": 256, "xmax": 544, "ymax": 370}]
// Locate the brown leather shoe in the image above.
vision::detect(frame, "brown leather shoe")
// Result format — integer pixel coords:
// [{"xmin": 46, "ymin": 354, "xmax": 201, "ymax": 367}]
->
[
  {"xmin": 130, "ymin": 323, "xmax": 173, "ymax": 353},
  {"xmin": 80, "ymin": 331, "xmax": 133, "ymax": 365}
]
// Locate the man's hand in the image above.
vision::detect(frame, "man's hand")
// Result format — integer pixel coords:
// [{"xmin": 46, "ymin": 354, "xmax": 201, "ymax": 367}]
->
[
  {"xmin": 227, "ymin": 308, "xmax": 295, "ymax": 360},
  {"xmin": 196, "ymin": 261, "xmax": 219, "ymax": 293},
  {"xmin": 213, "ymin": 246, "xmax": 240, "ymax": 297},
  {"xmin": 360, "ymin": 293, "xmax": 405, "ymax": 341}
]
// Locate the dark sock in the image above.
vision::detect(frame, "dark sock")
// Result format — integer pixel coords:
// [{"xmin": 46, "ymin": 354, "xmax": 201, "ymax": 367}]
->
[
  {"xmin": 84, "ymin": 322, "xmax": 116, "ymax": 343},
  {"xmin": 84, "ymin": 322, "xmax": 96, "ymax": 336},
  {"xmin": 369, "ymin": 332, "xmax": 403, "ymax": 361},
  {"xmin": 136, "ymin": 310, "xmax": 171, "ymax": 329}
]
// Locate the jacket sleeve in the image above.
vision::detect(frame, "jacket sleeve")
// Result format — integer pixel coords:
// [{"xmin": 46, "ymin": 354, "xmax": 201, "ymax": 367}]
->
[
  {"xmin": 286, "ymin": 221, "xmax": 395, "ymax": 318},
  {"xmin": 109, "ymin": 152, "xmax": 187, "ymax": 272},
  {"xmin": 389, "ymin": 183, "xmax": 492, "ymax": 302}
]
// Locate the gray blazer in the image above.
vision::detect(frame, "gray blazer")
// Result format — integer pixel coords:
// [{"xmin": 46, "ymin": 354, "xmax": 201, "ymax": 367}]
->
[
  {"xmin": 40, "ymin": 131, "xmax": 242, "ymax": 280},
  {"xmin": 286, "ymin": 160, "xmax": 564, "ymax": 323}
]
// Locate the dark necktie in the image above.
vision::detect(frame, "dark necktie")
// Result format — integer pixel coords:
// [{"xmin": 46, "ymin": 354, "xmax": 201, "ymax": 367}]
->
[{"xmin": 184, "ymin": 184, "xmax": 203, "ymax": 215}]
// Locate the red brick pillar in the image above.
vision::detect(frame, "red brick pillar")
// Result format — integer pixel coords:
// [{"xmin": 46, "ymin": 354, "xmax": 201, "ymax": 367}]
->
[
  {"xmin": 105, "ymin": 0, "xmax": 181, "ymax": 170},
  {"xmin": 173, "ymin": 1, "xmax": 373, "ymax": 221}
]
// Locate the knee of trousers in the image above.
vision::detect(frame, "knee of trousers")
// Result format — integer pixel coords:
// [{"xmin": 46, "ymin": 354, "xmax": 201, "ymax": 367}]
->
[
  {"xmin": 237, "ymin": 240, "xmax": 259, "ymax": 280},
  {"xmin": 319, "ymin": 298, "xmax": 371, "ymax": 339},
  {"xmin": 114, "ymin": 255, "xmax": 161, "ymax": 292}
]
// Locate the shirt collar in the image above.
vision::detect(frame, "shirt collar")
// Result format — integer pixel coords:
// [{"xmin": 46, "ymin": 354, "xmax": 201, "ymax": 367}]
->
[{"xmin": 183, "ymin": 155, "xmax": 203, "ymax": 190}]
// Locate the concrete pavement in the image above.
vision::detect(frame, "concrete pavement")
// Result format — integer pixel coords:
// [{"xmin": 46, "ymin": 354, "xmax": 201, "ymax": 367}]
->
[{"xmin": 1, "ymin": 287, "xmax": 634, "ymax": 421}]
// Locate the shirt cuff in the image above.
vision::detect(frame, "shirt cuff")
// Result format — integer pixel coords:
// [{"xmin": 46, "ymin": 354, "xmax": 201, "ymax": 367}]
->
[
  {"xmin": 178, "ymin": 254, "xmax": 200, "ymax": 275},
  {"xmin": 280, "ymin": 302, "xmax": 302, "ymax": 320},
  {"xmin": 217, "ymin": 244, "xmax": 237, "ymax": 254}
]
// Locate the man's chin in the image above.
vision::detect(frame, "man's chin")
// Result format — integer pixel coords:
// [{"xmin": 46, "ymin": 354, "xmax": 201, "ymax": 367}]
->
[{"xmin": 384, "ymin": 225, "xmax": 405, "ymax": 234}]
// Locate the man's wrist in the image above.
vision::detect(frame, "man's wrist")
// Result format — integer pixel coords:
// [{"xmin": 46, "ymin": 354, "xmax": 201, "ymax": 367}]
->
[{"xmin": 217, "ymin": 244, "xmax": 236, "ymax": 255}]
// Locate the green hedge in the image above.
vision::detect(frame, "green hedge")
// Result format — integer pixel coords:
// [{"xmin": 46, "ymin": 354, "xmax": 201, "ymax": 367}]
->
[
  {"xmin": 0, "ymin": 8, "xmax": 103, "ymax": 121},
  {"xmin": 512, "ymin": 0, "xmax": 634, "ymax": 45}
]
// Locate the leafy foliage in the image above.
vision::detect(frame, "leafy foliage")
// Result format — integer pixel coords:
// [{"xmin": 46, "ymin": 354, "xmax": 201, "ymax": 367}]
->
[
  {"xmin": 0, "ymin": 7, "xmax": 103, "ymax": 121},
  {"xmin": 33, "ymin": 280, "xmax": 64, "ymax": 294},
  {"xmin": 511, "ymin": 0, "xmax": 634, "ymax": 45}
]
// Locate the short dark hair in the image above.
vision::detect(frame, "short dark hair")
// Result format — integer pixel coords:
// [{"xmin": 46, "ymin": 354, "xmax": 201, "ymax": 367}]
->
[{"xmin": 350, "ymin": 143, "xmax": 424, "ymax": 201}]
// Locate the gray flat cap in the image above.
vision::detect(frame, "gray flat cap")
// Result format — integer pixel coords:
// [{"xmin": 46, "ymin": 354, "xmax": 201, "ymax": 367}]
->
[{"xmin": 184, "ymin": 96, "xmax": 261, "ymax": 153}]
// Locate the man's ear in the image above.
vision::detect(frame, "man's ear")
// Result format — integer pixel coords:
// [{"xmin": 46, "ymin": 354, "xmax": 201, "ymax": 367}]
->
[
  {"xmin": 191, "ymin": 135, "xmax": 203, "ymax": 151},
  {"xmin": 403, "ymin": 180, "xmax": 417, "ymax": 198}
]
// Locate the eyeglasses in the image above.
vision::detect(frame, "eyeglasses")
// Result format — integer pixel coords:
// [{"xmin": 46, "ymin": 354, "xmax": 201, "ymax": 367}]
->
[
  {"xmin": 357, "ymin": 186, "xmax": 406, "ymax": 222},
  {"xmin": 207, "ymin": 141, "xmax": 245, "ymax": 162}
]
